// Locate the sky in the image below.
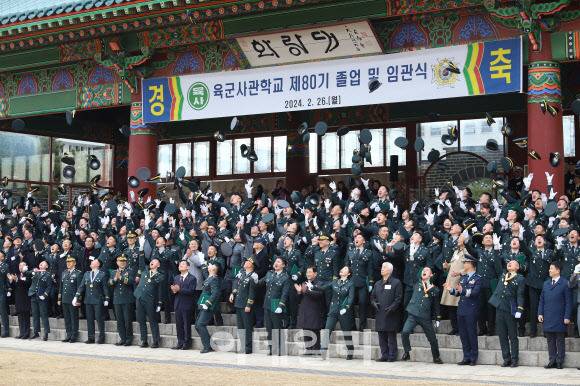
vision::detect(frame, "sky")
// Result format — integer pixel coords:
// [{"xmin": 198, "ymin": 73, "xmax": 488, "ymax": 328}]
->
[{"xmin": 0, "ymin": 0, "xmax": 79, "ymax": 17}]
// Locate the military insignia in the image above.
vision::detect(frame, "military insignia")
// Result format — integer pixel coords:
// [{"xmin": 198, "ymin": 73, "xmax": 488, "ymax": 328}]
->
[
  {"xmin": 89, "ymin": 284, "xmax": 93, "ymax": 288},
  {"xmin": 432, "ymin": 58, "xmax": 461, "ymax": 88},
  {"xmin": 469, "ymin": 280, "xmax": 475, "ymax": 284}
]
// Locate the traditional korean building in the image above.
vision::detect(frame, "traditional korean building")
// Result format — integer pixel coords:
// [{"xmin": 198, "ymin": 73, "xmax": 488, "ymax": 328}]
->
[{"xmin": 0, "ymin": 0, "xmax": 578, "ymax": 206}]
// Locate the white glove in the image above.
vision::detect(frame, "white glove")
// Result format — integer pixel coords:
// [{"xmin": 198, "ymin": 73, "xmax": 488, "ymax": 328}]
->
[
  {"xmin": 341, "ymin": 214, "xmax": 349, "ymax": 228},
  {"xmin": 545, "ymin": 172, "xmax": 554, "ymax": 186},
  {"xmin": 104, "ymin": 301, "xmax": 109, "ymax": 307},
  {"xmin": 548, "ymin": 217, "xmax": 556, "ymax": 228},
  {"xmin": 274, "ymin": 307, "xmax": 283, "ymax": 314},
  {"xmin": 214, "ymin": 192, "xmax": 221, "ymax": 201},
  {"xmin": 523, "ymin": 173, "xmax": 533, "ymax": 190},
  {"xmin": 268, "ymin": 233, "xmax": 274, "ymax": 242},
  {"xmin": 164, "ymin": 233, "xmax": 170, "ymax": 240},
  {"xmin": 324, "ymin": 199, "xmax": 331, "ymax": 211},
  {"xmin": 339, "ymin": 308, "xmax": 346, "ymax": 315},
  {"xmin": 434, "ymin": 321, "xmax": 440, "ymax": 328},
  {"xmin": 139, "ymin": 235, "xmax": 145, "ymax": 252},
  {"xmin": 556, "ymin": 236, "xmax": 564, "ymax": 250},
  {"xmin": 434, "ymin": 188, "xmax": 439, "ymax": 198},
  {"xmin": 72, "ymin": 206, "xmax": 77, "ymax": 216},
  {"xmin": 201, "ymin": 304, "xmax": 208, "ymax": 310},
  {"xmin": 312, "ymin": 216, "xmax": 319, "ymax": 230},
  {"xmin": 75, "ymin": 229, "xmax": 80, "ymax": 236},
  {"xmin": 274, "ymin": 206, "xmax": 282, "ymax": 216},
  {"xmin": 169, "ymin": 197, "xmax": 174, "ymax": 204},
  {"xmin": 123, "ymin": 208, "xmax": 131, "ymax": 218},
  {"xmin": 518, "ymin": 226, "xmax": 524, "ymax": 240},
  {"xmin": 499, "ymin": 218, "xmax": 508, "ymax": 230},
  {"xmin": 306, "ymin": 281, "xmax": 313, "ymax": 290},
  {"xmin": 361, "ymin": 177, "xmax": 369, "ymax": 189},
  {"xmin": 251, "ymin": 272, "xmax": 258, "ymax": 283},
  {"xmin": 370, "ymin": 202, "xmax": 378, "ymax": 211},
  {"xmin": 244, "ymin": 179, "xmax": 254, "ymax": 196},
  {"xmin": 50, "ymin": 224, "xmax": 57, "ymax": 235},
  {"xmin": 72, "ymin": 297, "xmax": 77, "ymax": 306},
  {"xmin": 368, "ymin": 285, "xmax": 373, "ymax": 292},
  {"xmin": 329, "ymin": 181, "xmax": 337, "ymax": 192},
  {"xmin": 445, "ymin": 199, "xmax": 452, "ymax": 209},
  {"xmin": 549, "ymin": 189, "xmax": 557, "ymax": 200},
  {"xmin": 459, "ymin": 201, "xmax": 467, "ymax": 212},
  {"xmin": 101, "ymin": 216, "xmax": 110, "ymax": 227},
  {"xmin": 424, "ymin": 209, "xmax": 435, "ymax": 226},
  {"xmin": 373, "ymin": 240, "xmax": 384, "ymax": 253},
  {"xmin": 462, "ymin": 229, "xmax": 470, "ymax": 241},
  {"xmin": 410, "ymin": 201, "xmax": 419, "ymax": 213},
  {"xmin": 492, "ymin": 234, "xmax": 501, "ymax": 250},
  {"xmin": 156, "ymin": 306, "xmax": 161, "ymax": 312},
  {"xmin": 348, "ymin": 202, "xmax": 354, "ymax": 212},
  {"xmin": 179, "ymin": 207, "xmax": 187, "ymax": 218},
  {"xmin": 515, "ymin": 312, "xmax": 522, "ymax": 319},
  {"xmin": 117, "ymin": 204, "xmax": 123, "ymax": 214},
  {"xmin": 392, "ymin": 204, "xmax": 399, "ymax": 218},
  {"xmin": 291, "ymin": 274, "xmax": 298, "ymax": 281},
  {"xmin": 6, "ymin": 291, "xmax": 11, "ymax": 297},
  {"xmin": 77, "ymin": 195, "xmax": 83, "ymax": 207},
  {"xmin": 179, "ymin": 232, "xmax": 185, "ymax": 241},
  {"xmin": 200, "ymin": 204, "xmax": 209, "ymax": 213},
  {"xmin": 574, "ymin": 263, "xmax": 580, "ymax": 274},
  {"xmin": 246, "ymin": 214, "xmax": 252, "ymax": 223},
  {"xmin": 39, "ymin": 295, "xmax": 45, "ymax": 300}
]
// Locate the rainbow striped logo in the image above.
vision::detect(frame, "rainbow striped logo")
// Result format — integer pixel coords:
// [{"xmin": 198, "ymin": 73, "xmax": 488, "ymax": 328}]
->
[{"xmin": 464, "ymin": 42, "xmax": 485, "ymax": 95}]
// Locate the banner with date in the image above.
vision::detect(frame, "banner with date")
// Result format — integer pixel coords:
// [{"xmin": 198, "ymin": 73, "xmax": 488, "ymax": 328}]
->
[{"xmin": 142, "ymin": 37, "xmax": 522, "ymax": 124}]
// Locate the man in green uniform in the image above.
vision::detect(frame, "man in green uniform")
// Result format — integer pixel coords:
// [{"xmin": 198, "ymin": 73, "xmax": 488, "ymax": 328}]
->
[
  {"xmin": 489, "ymin": 259, "xmax": 525, "ymax": 367},
  {"xmin": 151, "ymin": 236, "xmax": 179, "ymax": 324},
  {"xmin": 230, "ymin": 257, "xmax": 257, "ymax": 354},
  {"xmin": 134, "ymin": 258, "xmax": 164, "ymax": 348},
  {"xmin": 401, "ymin": 266, "xmax": 443, "ymax": 364},
  {"xmin": 196, "ymin": 263, "xmax": 221, "ymax": 353},
  {"xmin": 345, "ymin": 234, "xmax": 374, "ymax": 330},
  {"xmin": 109, "ymin": 254, "xmax": 136, "ymax": 346},
  {"xmin": 123, "ymin": 231, "xmax": 142, "ymax": 279},
  {"xmin": 29, "ymin": 260, "xmax": 52, "ymax": 341},
  {"xmin": 59, "ymin": 256, "xmax": 82, "ymax": 343},
  {"xmin": 281, "ymin": 235, "xmax": 303, "ymax": 329},
  {"xmin": 74, "ymin": 258, "xmax": 109, "ymax": 344},
  {"xmin": 260, "ymin": 256, "xmax": 290, "ymax": 356}
]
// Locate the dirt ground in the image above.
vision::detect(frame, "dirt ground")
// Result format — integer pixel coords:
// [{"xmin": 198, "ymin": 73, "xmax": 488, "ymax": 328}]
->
[{"xmin": 0, "ymin": 350, "xmax": 473, "ymax": 386}]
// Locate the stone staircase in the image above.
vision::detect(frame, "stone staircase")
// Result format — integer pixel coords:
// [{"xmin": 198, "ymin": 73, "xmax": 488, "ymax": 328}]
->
[{"xmin": 5, "ymin": 303, "xmax": 580, "ymax": 368}]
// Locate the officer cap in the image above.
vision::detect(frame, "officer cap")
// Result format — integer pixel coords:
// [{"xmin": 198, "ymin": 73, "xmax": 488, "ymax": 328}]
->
[
  {"xmin": 116, "ymin": 255, "xmax": 128, "ymax": 262},
  {"xmin": 246, "ymin": 256, "xmax": 256, "ymax": 266},
  {"xmin": 66, "ymin": 255, "xmax": 76, "ymax": 262},
  {"xmin": 318, "ymin": 234, "xmax": 330, "ymax": 241},
  {"xmin": 127, "ymin": 231, "xmax": 137, "ymax": 238},
  {"xmin": 463, "ymin": 252, "xmax": 478, "ymax": 263}
]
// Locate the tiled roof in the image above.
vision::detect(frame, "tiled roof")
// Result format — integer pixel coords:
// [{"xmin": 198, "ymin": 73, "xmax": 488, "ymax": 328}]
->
[{"xmin": 0, "ymin": 0, "xmax": 134, "ymax": 25}]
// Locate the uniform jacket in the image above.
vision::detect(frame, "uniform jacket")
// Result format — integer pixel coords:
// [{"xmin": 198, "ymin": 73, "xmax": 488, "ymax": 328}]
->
[
  {"xmin": 396, "ymin": 243, "xmax": 430, "ymax": 286},
  {"xmin": 134, "ymin": 269, "xmax": 164, "ymax": 306},
  {"xmin": 232, "ymin": 270, "xmax": 256, "ymax": 309},
  {"xmin": 488, "ymin": 272, "xmax": 525, "ymax": 314},
  {"xmin": 198, "ymin": 275, "xmax": 221, "ymax": 311},
  {"xmin": 76, "ymin": 270, "xmax": 109, "ymax": 305},
  {"xmin": 108, "ymin": 267, "xmax": 136, "ymax": 305},
  {"xmin": 27, "ymin": 270, "xmax": 52, "ymax": 299},
  {"xmin": 59, "ymin": 268, "xmax": 83, "ymax": 304},
  {"xmin": 525, "ymin": 248, "xmax": 554, "ymax": 289},
  {"xmin": 346, "ymin": 246, "xmax": 374, "ymax": 288},
  {"xmin": 406, "ymin": 281, "xmax": 440, "ymax": 320},
  {"xmin": 261, "ymin": 270, "xmax": 290, "ymax": 312},
  {"xmin": 450, "ymin": 272, "xmax": 482, "ymax": 317},
  {"xmin": 318, "ymin": 278, "xmax": 355, "ymax": 316}
]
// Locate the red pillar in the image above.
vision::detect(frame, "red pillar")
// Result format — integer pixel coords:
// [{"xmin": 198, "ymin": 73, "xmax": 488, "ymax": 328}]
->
[
  {"xmin": 128, "ymin": 101, "xmax": 157, "ymax": 202},
  {"xmin": 527, "ymin": 35, "xmax": 564, "ymax": 193}
]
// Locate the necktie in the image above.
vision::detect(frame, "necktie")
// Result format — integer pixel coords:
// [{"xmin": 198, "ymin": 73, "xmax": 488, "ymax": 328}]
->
[
  {"xmin": 91, "ymin": 272, "xmax": 95, "ymax": 282},
  {"xmin": 552, "ymin": 279, "xmax": 556, "ymax": 286}
]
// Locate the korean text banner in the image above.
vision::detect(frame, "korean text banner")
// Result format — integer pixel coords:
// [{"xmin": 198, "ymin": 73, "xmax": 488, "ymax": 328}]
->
[{"xmin": 142, "ymin": 37, "xmax": 522, "ymax": 124}]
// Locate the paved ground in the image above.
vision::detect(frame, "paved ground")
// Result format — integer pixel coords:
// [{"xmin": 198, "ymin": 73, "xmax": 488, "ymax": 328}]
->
[{"xmin": 0, "ymin": 339, "xmax": 579, "ymax": 385}]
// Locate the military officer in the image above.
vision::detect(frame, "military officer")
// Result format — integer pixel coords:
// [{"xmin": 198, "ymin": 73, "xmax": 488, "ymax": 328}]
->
[
  {"xmin": 466, "ymin": 233, "xmax": 502, "ymax": 335},
  {"xmin": 201, "ymin": 245, "xmax": 225, "ymax": 326},
  {"xmin": 59, "ymin": 256, "xmax": 82, "ymax": 343},
  {"xmin": 28, "ymin": 260, "xmax": 52, "ymax": 341},
  {"xmin": 196, "ymin": 263, "xmax": 221, "ymax": 353},
  {"xmin": 109, "ymin": 254, "xmax": 136, "ymax": 346},
  {"xmin": 401, "ymin": 267, "xmax": 443, "ymax": 364},
  {"xmin": 151, "ymin": 236, "xmax": 179, "ymax": 324},
  {"xmin": 0, "ymin": 251, "xmax": 9, "ymax": 337},
  {"xmin": 259, "ymin": 256, "xmax": 290, "ymax": 356},
  {"xmin": 98, "ymin": 235, "xmax": 119, "ymax": 272},
  {"xmin": 123, "ymin": 231, "xmax": 142, "ymax": 279},
  {"xmin": 281, "ymin": 235, "xmax": 303, "ymax": 329},
  {"xmin": 556, "ymin": 229, "xmax": 579, "ymax": 280},
  {"xmin": 74, "ymin": 258, "xmax": 109, "ymax": 344},
  {"xmin": 526, "ymin": 235, "xmax": 554, "ymax": 337},
  {"xmin": 305, "ymin": 235, "xmax": 339, "ymax": 311},
  {"xmin": 317, "ymin": 265, "xmax": 355, "ymax": 360},
  {"xmin": 446, "ymin": 254, "xmax": 481, "ymax": 365},
  {"xmin": 230, "ymin": 257, "xmax": 258, "ymax": 354},
  {"xmin": 395, "ymin": 230, "xmax": 431, "ymax": 309},
  {"xmin": 134, "ymin": 258, "xmax": 164, "ymax": 348},
  {"xmin": 489, "ymin": 259, "xmax": 525, "ymax": 367},
  {"xmin": 345, "ymin": 234, "xmax": 373, "ymax": 330}
]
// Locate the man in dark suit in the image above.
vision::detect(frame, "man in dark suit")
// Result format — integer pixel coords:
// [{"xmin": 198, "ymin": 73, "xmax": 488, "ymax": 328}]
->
[
  {"xmin": 539, "ymin": 261, "xmax": 572, "ymax": 369},
  {"xmin": 171, "ymin": 260, "xmax": 197, "ymax": 350},
  {"xmin": 371, "ymin": 261, "xmax": 402, "ymax": 362},
  {"xmin": 446, "ymin": 253, "xmax": 481, "ymax": 366}
]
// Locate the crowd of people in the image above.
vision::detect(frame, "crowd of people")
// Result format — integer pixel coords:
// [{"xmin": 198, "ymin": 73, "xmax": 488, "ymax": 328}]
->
[{"xmin": 0, "ymin": 167, "xmax": 579, "ymax": 369}]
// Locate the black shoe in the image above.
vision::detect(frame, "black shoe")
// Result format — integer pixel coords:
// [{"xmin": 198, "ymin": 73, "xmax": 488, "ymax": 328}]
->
[
  {"xmin": 557, "ymin": 363, "xmax": 564, "ymax": 369},
  {"xmin": 469, "ymin": 361, "xmax": 477, "ymax": 366},
  {"xmin": 124, "ymin": 341, "xmax": 132, "ymax": 347},
  {"xmin": 530, "ymin": 333, "xmax": 537, "ymax": 338},
  {"xmin": 62, "ymin": 338, "xmax": 70, "ymax": 343},
  {"xmin": 545, "ymin": 362, "xmax": 556, "ymax": 369},
  {"xmin": 510, "ymin": 361, "xmax": 518, "ymax": 368},
  {"xmin": 140, "ymin": 342, "xmax": 148, "ymax": 348},
  {"xmin": 433, "ymin": 357, "xmax": 443, "ymax": 364},
  {"xmin": 200, "ymin": 348, "xmax": 213, "ymax": 354},
  {"xmin": 69, "ymin": 339, "xmax": 77, "ymax": 343},
  {"xmin": 164, "ymin": 317, "xmax": 171, "ymax": 325},
  {"xmin": 501, "ymin": 360, "xmax": 511, "ymax": 367},
  {"xmin": 457, "ymin": 360, "xmax": 470, "ymax": 365},
  {"xmin": 97, "ymin": 338, "xmax": 105, "ymax": 344},
  {"xmin": 375, "ymin": 357, "xmax": 388, "ymax": 362},
  {"xmin": 245, "ymin": 349, "xmax": 252, "ymax": 354},
  {"xmin": 115, "ymin": 341, "xmax": 124, "ymax": 346},
  {"xmin": 42, "ymin": 335, "xmax": 48, "ymax": 341},
  {"xmin": 15, "ymin": 335, "xmax": 21, "ymax": 339},
  {"xmin": 477, "ymin": 331, "xmax": 486, "ymax": 336},
  {"xmin": 486, "ymin": 332, "xmax": 495, "ymax": 337},
  {"xmin": 85, "ymin": 339, "xmax": 95, "ymax": 344},
  {"xmin": 401, "ymin": 352, "xmax": 410, "ymax": 361},
  {"xmin": 1, "ymin": 333, "xmax": 8, "ymax": 338},
  {"xmin": 151, "ymin": 342, "xmax": 159, "ymax": 349},
  {"xmin": 29, "ymin": 333, "xmax": 39, "ymax": 340},
  {"xmin": 172, "ymin": 345, "xmax": 183, "ymax": 350},
  {"xmin": 346, "ymin": 354, "xmax": 353, "ymax": 360},
  {"xmin": 387, "ymin": 358, "xmax": 396, "ymax": 362},
  {"xmin": 518, "ymin": 330, "xmax": 525, "ymax": 337},
  {"xmin": 447, "ymin": 330, "xmax": 458, "ymax": 336}
]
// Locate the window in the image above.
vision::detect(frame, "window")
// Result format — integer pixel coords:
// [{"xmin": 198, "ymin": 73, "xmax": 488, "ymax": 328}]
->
[
  {"xmin": 175, "ymin": 143, "xmax": 191, "ymax": 176},
  {"xmin": 309, "ymin": 134, "xmax": 318, "ymax": 174},
  {"xmin": 368, "ymin": 128, "xmax": 384, "ymax": 167},
  {"xmin": 386, "ymin": 127, "xmax": 406, "ymax": 166},
  {"xmin": 563, "ymin": 115, "xmax": 576, "ymax": 157},
  {"xmin": 193, "ymin": 141, "xmax": 210, "ymax": 176},
  {"xmin": 53, "ymin": 138, "xmax": 113, "ymax": 185},
  {"xmin": 460, "ymin": 118, "xmax": 504, "ymax": 157},
  {"xmin": 254, "ymin": 137, "xmax": 272, "ymax": 173},
  {"xmin": 233, "ymin": 138, "xmax": 251, "ymax": 174},
  {"xmin": 217, "ymin": 140, "xmax": 233, "ymax": 175},
  {"xmin": 321, "ymin": 132, "xmax": 339, "ymax": 170},
  {"xmin": 430, "ymin": 127, "xmax": 441, "ymax": 136},
  {"xmin": 340, "ymin": 131, "xmax": 358, "ymax": 169},
  {"xmin": 273, "ymin": 136, "xmax": 287, "ymax": 172},
  {"xmin": 157, "ymin": 144, "xmax": 173, "ymax": 178},
  {"xmin": 419, "ymin": 120, "xmax": 458, "ymax": 167}
]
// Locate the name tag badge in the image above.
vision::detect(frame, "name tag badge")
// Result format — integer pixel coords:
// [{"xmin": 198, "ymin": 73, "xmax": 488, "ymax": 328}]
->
[
  {"xmin": 71, "ymin": 279, "xmax": 74, "ymax": 283},
  {"xmin": 385, "ymin": 284, "xmax": 392, "ymax": 290}
]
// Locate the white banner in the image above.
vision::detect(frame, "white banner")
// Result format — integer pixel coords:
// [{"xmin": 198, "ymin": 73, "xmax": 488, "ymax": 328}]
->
[{"xmin": 142, "ymin": 38, "xmax": 522, "ymax": 124}]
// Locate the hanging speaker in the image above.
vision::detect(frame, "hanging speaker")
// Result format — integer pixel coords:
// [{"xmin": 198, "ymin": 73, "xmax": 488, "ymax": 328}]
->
[{"xmin": 389, "ymin": 155, "xmax": 399, "ymax": 182}]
